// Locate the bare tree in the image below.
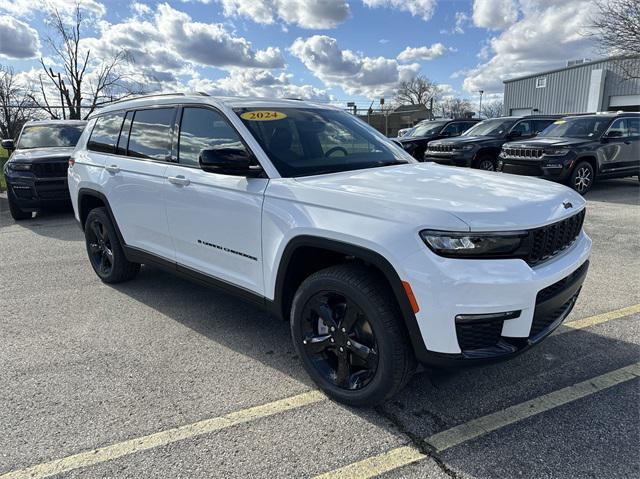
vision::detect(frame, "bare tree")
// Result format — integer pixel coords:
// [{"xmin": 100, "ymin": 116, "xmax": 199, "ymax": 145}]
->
[
  {"xmin": 0, "ymin": 66, "xmax": 37, "ymax": 140},
  {"xmin": 395, "ymin": 75, "xmax": 441, "ymax": 106},
  {"xmin": 441, "ymin": 98, "xmax": 473, "ymax": 119},
  {"xmin": 481, "ymin": 100, "xmax": 504, "ymax": 119},
  {"xmin": 590, "ymin": 0, "xmax": 640, "ymax": 79},
  {"xmin": 31, "ymin": 4, "xmax": 139, "ymax": 120}
]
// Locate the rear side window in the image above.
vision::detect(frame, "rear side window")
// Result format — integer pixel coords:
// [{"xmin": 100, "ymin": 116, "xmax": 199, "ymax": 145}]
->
[
  {"xmin": 533, "ymin": 119, "xmax": 556, "ymax": 134},
  {"xmin": 627, "ymin": 117, "xmax": 640, "ymax": 137},
  {"xmin": 511, "ymin": 120, "xmax": 533, "ymax": 136},
  {"xmin": 87, "ymin": 113, "xmax": 125, "ymax": 153},
  {"xmin": 178, "ymin": 107, "xmax": 245, "ymax": 167},
  {"xmin": 127, "ymin": 108, "xmax": 175, "ymax": 161}
]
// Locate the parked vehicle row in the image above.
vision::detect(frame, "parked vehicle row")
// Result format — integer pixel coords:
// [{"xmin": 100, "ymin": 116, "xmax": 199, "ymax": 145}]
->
[
  {"xmin": 396, "ymin": 112, "xmax": 640, "ymax": 194},
  {"xmin": 47, "ymin": 93, "xmax": 592, "ymax": 406}
]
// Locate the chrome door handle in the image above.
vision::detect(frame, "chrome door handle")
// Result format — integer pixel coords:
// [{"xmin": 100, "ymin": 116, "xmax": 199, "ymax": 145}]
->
[
  {"xmin": 168, "ymin": 175, "xmax": 190, "ymax": 186},
  {"xmin": 105, "ymin": 164, "xmax": 120, "ymax": 174}
]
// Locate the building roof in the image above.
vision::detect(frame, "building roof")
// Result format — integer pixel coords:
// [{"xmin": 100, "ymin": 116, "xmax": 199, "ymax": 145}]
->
[{"xmin": 502, "ymin": 55, "xmax": 640, "ymax": 84}]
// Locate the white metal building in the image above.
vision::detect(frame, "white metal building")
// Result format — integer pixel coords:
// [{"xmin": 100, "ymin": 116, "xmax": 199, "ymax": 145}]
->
[{"xmin": 503, "ymin": 56, "xmax": 640, "ymax": 115}]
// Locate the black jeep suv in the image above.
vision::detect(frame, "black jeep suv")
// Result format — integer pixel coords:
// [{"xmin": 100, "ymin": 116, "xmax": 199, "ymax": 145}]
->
[
  {"xmin": 498, "ymin": 113, "xmax": 640, "ymax": 194},
  {"xmin": 2, "ymin": 120, "xmax": 87, "ymax": 220},
  {"xmin": 393, "ymin": 118, "xmax": 479, "ymax": 159},
  {"xmin": 424, "ymin": 115, "xmax": 559, "ymax": 171}
]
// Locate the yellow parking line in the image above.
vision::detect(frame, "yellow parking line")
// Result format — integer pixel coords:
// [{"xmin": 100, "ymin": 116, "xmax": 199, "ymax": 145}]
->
[
  {"xmin": 313, "ymin": 446, "xmax": 426, "ymax": 479},
  {"xmin": 313, "ymin": 362, "xmax": 640, "ymax": 479},
  {"xmin": 0, "ymin": 391, "xmax": 325, "ymax": 479},
  {"xmin": 561, "ymin": 304, "xmax": 640, "ymax": 332}
]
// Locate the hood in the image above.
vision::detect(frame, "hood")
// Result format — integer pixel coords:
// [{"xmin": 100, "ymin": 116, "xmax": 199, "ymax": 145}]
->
[
  {"xmin": 9, "ymin": 147, "xmax": 74, "ymax": 162},
  {"xmin": 397, "ymin": 134, "xmax": 438, "ymax": 144},
  {"xmin": 293, "ymin": 163, "xmax": 585, "ymax": 231},
  {"xmin": 430, "ymin": 136, "xmax": 495, "ymax": 146},
  {"xmin": 504, "ymin": 137, "xmax": 591, "ymax": 148}
]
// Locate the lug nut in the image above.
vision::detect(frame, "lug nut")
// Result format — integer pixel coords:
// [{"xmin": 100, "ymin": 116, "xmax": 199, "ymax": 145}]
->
[
  {"xmin": 330, "ymin": 338, "xmax": 335, "ymax": 343},
  {"xmin": 346, "ymin": 341, "xmax": 351, "ymax": 346},
  {"xmin": 330, "ymin": 327, "xmax": 335, "ymax": 332},
  {"xmin": 341, "ymin": 328, "xmax": 346, "ymax": 333},
  {"xmin": 303, "ymin": 340, "xmax": 307, "ymax": 345},
  {"xmin": 339, "ymin": 347, "xmax": 344, "ymax": 352}
]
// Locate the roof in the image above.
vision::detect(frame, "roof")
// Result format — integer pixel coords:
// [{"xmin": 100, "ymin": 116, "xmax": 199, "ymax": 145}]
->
[
  {"xmin": 24, "ymin": 119, "xmax": 87, "ymax": 125},
  {"xmin": 502, "ymin": 55, "xmax": 640, "ymax": 84},
  {"xmin": 94, "ymin": 93, "xmax": 336, "ymax": 117},
  {"xmin": 564, "ymin": 111, "xmax": 640, "ymax": 118}
]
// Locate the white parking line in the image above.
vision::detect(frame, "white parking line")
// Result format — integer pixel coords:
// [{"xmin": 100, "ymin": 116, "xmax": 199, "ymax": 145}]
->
[
  {"xmin": 313, "ymin": 362, "xmax": 640, "ymax": 479},
  {"xmin": 0, "ymin": 391, "xmax": 325, "ymax": 479}
]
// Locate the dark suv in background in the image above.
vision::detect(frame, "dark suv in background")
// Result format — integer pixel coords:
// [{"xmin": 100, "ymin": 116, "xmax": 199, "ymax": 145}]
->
[
  {"xmin": 393, "ymin": 118, "xmax": 479, "ymax": 159},
  {"xmin": 424, "ymin": 115, "xmax": 559, "ymax": 171},
  {"xmin": 2, "ymin": 120, "xmax": 87, "ymax": 220},
  {"xmin": 498, "ymin": 112, "xmax": 640, "ymax": 194}
]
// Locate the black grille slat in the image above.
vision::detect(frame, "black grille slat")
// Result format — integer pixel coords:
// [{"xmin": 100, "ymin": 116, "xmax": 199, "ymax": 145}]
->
[
  {"xmin": 526, "ymin": 210, "xmax": 585, "ymax": 266},
  {"xmin": 456, "ymin": 319, "xmax": 504, "ymax": 351},
  {"xmin": 503, "ymin": 147, "xmax": 544, "ymax": 159},
  {"xmin": 31, "ymin": 162, "xmax": 68, "ymax": 178}
]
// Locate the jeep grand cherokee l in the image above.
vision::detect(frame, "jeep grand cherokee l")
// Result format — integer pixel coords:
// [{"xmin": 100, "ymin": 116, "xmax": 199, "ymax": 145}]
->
[
  {"xmin": 424, "ymin": 116, "xmax": 559, "ymax": 171},
  {"xmin": 68, "ymin": 94, "xmax": 591, "ymax": 406},
  {"xmin": 3, "ymin": 120, "xmax": 87, "ymax": 220},
  {"xmin": 498, "ymin": 112, "xmax": 640, "ymax": 194},
  {"xmin": 393, "ymin": 118, "xmax": 479, "ymax": 159}
]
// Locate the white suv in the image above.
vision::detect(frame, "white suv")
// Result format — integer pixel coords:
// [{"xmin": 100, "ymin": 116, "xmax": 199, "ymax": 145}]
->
[{"xmin": 68, "ymin": 94, "xmax": 591, "ymax": 406}]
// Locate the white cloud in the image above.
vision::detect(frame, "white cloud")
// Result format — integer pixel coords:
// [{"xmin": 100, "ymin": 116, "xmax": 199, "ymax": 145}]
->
[
  {"xmin": 0, "ymin": 16, "xmax": 40, "ymax": 59},
  {"xmin": 0, "ymin": 0, "xmax": 106, "ymax": 18},
  {"xmin": 362, "ymin": 0, "xmax": 438, "ymax": 22},
  {"xmin": 187, "ymin": 68, "xmax": 331, "ymax": 101},
  {"xmin": 290, "ymin": 35, "xmax": 420, "ymax": 97},
  {"xmin": 131, "ymin": 2, "xmax": 151, "ymax": 16},
  {"xmin": 218, "ymin": 0, "xmax": 350, "ymax": 29},
  {"xmin": 463, "ymin": 0, "xmax": 597, "ymax": 93},
  {"xmin": 472, "ymin": 0, "xmax": 518, "ymax": 30},
  {"xmin": 397, "ymin": 43, "xmax": 454, "ymax": 62}
]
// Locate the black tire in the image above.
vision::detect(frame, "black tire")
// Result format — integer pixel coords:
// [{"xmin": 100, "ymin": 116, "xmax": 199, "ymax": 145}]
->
[
  {"xmin": 290, "ymin": 263, "xmax": 415, "ymax": 407},
  {"xmin": 84, "ymin": 207, "xmax": 140, "ymax": 283},
  {"xmin": 569, "ymin": 161, "xmax": 594, "ymax": 194},
  {"xmin": 7, "ymin": 188, "xmax": 32, "ymax": 220},
  {"xmin": 474, "ymin": 155, "xmax": 496, "ymax": 171}
]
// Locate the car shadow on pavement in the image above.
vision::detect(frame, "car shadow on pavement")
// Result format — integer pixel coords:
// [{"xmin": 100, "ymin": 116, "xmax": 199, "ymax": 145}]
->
[
  {"xmin": 586, "ymin": 178, "xmax": 639, "ymax": 206},
  {"xmin": 110, "ymin": 263, "xmax": 640, "ymax": 479},
  {"xmin": 0, "ymin": 196, "xmax": 80, "ymax": 241}
]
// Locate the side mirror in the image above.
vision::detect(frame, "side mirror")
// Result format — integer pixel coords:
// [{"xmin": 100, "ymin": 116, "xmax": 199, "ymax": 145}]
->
[
  {"xmin": 508, "ymin": 131, "xmax": 522, "ymax": 139},
  {"xmin": 1, "ymin": 139, "xmax": 15, "ymax": 150},
  {"xmin": 604, "ymin": 130, "xmax": 623, "ymax": 139},
  {"xmin": 199, "ymin": 147, "xmax": 261, "ymax": 177},
  {"xmin": 440, "ymin": 131, "xmax": 451, "ymax": 137}
]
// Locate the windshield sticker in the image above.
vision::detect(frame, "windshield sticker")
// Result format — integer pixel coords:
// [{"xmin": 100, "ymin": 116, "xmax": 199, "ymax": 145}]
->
[
  {"xmin": 240, "ymin": 111, "xmax": 287, "ymax": 121},
  {"xmin": 553, "ymin": 120, "xmax": 566, "ymax": 125}
]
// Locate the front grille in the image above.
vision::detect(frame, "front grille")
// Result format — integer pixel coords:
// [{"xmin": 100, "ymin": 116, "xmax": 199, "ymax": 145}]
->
[
  {"xmin": 31, "ymin": 161, "xmax": 68, "ymax": 178},
  {"xmin": 456, "ymin": 319, "xmax": 503, "ymax": 351},
  {"xmin": 502, "ymin": 147, "xmax": 544, "ymax": 159},
  {"xmin": 536, "ymin": 261, "xmax": 589, "ymax": 304},
  {"xmin": 428, "ymin": 144, "xmax": 453, "ymax": 153},
  {"xmin": 527, "ymin": 210, "xmax": 585, "ymax": 266},
  {"xmin": 529, "ymin": 290, "xmax": 580, "ymax": 338}
]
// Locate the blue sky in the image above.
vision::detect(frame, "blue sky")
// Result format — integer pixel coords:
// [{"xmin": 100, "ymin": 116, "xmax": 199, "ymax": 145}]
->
[{"xmin": 0, "ymin": 0, "xmax": 598, "ymax": 109}]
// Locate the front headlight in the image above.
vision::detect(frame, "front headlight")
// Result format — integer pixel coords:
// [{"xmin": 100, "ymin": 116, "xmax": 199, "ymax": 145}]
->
[
  {"xmin": 420, "ymin": 230, "xmax": 528, "ymax": 258},
  {"xmin": 453, "ymin": 145, "xmax": 475, "ymax": 151},
  {"xmin": 8, "ymin": 162, "xmax": 31, "ymax": 171},
  {"xmin": 544, "ymin": 148, "xmax": 569, "ymax": 156}
]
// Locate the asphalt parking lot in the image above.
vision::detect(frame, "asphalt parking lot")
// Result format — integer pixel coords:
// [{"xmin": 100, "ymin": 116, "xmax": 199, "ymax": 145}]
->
[{"xmin": 0, "ymin": 178, "xmax": 638, "ymax": 479}]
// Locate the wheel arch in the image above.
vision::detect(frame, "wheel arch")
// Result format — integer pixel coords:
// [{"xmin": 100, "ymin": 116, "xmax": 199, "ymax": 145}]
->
[
  {"xmin": 273, "ymin": 235, "xmax": 428, "ymax": 361},
  {"xmin": 78, "ymin": 188, "xmax": 126, "ymax": 246},
  {"xmin": 573, "ymin": 155, "xmax": 598, "ymax": 178}
]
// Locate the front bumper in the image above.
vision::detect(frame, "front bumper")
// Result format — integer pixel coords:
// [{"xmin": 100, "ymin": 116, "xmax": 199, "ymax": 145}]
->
[
  {"xmin": 498, "ymin": 154, "xmax": 577, "ymax": 181},
  {"xmin": 424, "ymin": 152, "xmax": 473, "ymax": 167},
  {"xmin": 5, "ymin": 169, "xmax": 70, "ymax": 210},
  {"xmin": 400, "ymin": 230, "xmax": 592, "ymax": 366}
]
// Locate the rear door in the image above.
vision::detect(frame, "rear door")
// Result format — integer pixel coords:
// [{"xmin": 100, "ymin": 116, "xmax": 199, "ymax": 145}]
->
[
  {"xmin": 600, "ymin": 118, "xmax": 638, "ymax": 174},
  {"xmin": 163, "ymin": 106, "xmax": 268, "ymax": 294},
  {"xmin": 100, "ymin": 107, "xmax": 177, "ymax": 260}
]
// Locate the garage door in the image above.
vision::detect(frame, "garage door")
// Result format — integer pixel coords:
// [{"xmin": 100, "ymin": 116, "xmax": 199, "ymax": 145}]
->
[
  {"xmin": 609, "ymin": 95, "xmax": 640, "ymax": 112},
  {"xmin": 511, "ymin": 108, "xmax": 532, "ymax": 116}
]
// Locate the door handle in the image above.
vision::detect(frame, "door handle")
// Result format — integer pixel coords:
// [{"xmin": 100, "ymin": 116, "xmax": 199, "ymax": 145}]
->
[
  {"xmin": 168, "ymin": 175, "xmax": 190, "ymax": 186},
  {"xmin": 105, "ymin": 164, "xmax": 120, "ymax": 174}
]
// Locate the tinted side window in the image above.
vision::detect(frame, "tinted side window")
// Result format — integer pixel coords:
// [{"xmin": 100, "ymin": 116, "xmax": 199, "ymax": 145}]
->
[
  {"xmin": 511, "ymin": 120, "xmax": 533, "ymax": 136},
  {"xmin": 441, "ymin": 122, "xmax": 460, "ymax": 135},
  {"xmin": 116, "ymin": 111, "xmax": 134, "ymax": 155},
  {"xmin": 128, "ymin": 108, "xmax": 175, "ymax": 161},
  {"xmin": 627, "ymin": 118, "xmax": 640, "ymax": 137},
  {"xmin": 607, "ymin": 118, "xmax": 630, "ymax": 138},
  {"xmin": 87, "ymin": 113, "xmax": 125, "ymax": 153},
  {"xmin": 178, "ymin": 108, "xmax": 245, "ymax": 167}
]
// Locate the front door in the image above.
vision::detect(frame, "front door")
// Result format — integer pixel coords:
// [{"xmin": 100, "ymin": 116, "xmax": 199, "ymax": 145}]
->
[
  {"xmin": 163, "ymin": 106, "xmax": 268, "ymax": 295},
  {"xmin": 599, "ymin": 117, "xmax": 639, "ymax": 174}
]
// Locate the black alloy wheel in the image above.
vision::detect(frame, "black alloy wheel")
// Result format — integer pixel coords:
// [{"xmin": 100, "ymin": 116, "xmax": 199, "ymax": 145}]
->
[
  {"xmin": 571, "ymin": 161, "xmax": 594, "ymax": 194},
  {"xmin": 477, "ymin": 156, "xmax": 496, "ymax": 171},
  {"xmin": 87, "ymin": 218, "xmax": 115, "ymax": 277},
  {"xmin": 301, "ymin": 292, "xmax": 379, "ymax": 391}
]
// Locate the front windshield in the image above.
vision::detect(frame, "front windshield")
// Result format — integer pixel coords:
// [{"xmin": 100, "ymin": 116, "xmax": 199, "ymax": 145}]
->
[
  {"xmin": 235, "ymin": 107, "xmax": 412, "ymax": 177},
  {"xmin": 538, "ymin": 117, "xmax": 610, "ymax": 139},
  {"xmin": 404, "ymin": 121, "xmax": 448, "ymax": 138},
  {"xmin": 18, "ymin": 124, "xmax": 85, "ymax": 149},
  {"xmin": 462, "ymin": 118, "xmax": 514, "ymax": 137}
]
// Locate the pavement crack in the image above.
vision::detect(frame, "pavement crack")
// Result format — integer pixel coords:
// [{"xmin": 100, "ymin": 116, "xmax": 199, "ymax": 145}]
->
[{"xmin": 374, "ymin": 405, "xmax": 461, "ymax": 479}]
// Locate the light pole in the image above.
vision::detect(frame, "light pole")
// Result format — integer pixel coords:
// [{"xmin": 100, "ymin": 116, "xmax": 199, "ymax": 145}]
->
[{"xmin": 478, "ymin": 90, "xmax": 484, "ymax": 119}]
